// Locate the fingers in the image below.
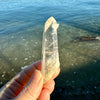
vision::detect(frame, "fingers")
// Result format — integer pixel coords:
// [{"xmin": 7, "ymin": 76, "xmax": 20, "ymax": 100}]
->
[
  {"xmin": 38, "ymin": 79, "xmax": 55, "ymax": 100},
  {"xmin": 15, "ymin": 70, "xmax": 43, "ymax": 100},
  {"xmin": 38, "ymin": 89, "xmax": 50, "ymax": 100},
  {"xmin": 22, "ymin": 60, "xmax": 42, "ymax": 79},
  {"xmin": 0, "ymin": 60, "xmax": 60, "ymax": 99},
  {"xmin": 0, "ymin": 61, "xmax": 42, "ymax": 99},
  {"xmin": 43, "ymin": 79, "xmax": 55, "ymax": 94}
]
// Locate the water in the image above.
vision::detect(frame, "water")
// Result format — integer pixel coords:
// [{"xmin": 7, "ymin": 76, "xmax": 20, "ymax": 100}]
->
[{"xmin": 0, "ymin": 0, "xmax": 100, "ymax": 96}]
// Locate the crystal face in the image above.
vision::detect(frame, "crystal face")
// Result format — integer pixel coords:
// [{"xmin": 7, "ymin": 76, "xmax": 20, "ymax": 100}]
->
[{"xmin": 42, "ymin": 16, "xmax": 60, "ymax": 83}]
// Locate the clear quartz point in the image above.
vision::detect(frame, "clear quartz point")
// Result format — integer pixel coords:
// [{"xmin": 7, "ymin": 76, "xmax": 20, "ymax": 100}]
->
[{"xmin": 42, "ymin": 16, "xmax": 60, "ymax": 83}]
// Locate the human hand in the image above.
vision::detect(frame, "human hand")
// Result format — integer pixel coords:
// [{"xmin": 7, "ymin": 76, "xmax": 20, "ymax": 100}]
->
[{"xmin": 0, "ymin": 60, "xmax": 60, "ymax": 100}]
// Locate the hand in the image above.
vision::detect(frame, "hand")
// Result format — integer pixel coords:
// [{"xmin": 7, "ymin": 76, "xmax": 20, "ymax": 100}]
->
[{"xmin": 0, "ymin": 60, "xmax": 60, "ymax": 100}]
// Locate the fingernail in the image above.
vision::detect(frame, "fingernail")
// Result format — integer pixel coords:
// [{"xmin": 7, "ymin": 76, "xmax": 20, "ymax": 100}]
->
[{"xmin": 33, "ymin": 69, "xmax": 42, "ymax": 83}]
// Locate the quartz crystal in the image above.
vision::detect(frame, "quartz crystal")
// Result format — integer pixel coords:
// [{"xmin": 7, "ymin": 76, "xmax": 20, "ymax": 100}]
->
[{"xmin": 42, "ymin": 16, "xmax": 60, "ymax": 83}]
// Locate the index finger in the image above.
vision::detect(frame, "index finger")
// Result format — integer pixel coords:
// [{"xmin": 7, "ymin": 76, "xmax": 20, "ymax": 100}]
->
[
  {"xmin": 13, "ymin": 60, "xmax": 42, "ymax": 86},
  {"xmin": 1, "ymin": 60, "xmax": 42, "ymax": 97},
  {"xmin": 23, "ymin": 60, "xmax": 42, "ymax": 78}
]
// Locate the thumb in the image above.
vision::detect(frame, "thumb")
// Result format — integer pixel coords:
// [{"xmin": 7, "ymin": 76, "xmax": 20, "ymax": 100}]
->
[{"xmin": 15, "ymin": 69, "xmax": 43, "ymax": 100}]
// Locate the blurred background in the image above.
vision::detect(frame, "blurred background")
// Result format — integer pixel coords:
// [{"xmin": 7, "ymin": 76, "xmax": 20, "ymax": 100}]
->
[{"xmin": 0, "ymin": 0, "xmax": 100, "ymax": 99}]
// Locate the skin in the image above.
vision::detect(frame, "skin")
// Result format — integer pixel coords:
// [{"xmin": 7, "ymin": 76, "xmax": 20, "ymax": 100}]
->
[{"xmin": 0, "ymin": 60, "xmax": 60, "ymax": 100}]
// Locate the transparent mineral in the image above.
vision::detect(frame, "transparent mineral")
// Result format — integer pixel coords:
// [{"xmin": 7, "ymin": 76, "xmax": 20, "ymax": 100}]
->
[{"xmin": 42, "ymin": 16, "xmax": 60, "ymax": 83}]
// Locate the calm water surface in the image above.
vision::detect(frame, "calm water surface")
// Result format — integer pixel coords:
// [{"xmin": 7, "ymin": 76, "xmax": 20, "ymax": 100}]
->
[{"xmin": 0, "ymin": 0, "xmax": 100, "ymax": 89}]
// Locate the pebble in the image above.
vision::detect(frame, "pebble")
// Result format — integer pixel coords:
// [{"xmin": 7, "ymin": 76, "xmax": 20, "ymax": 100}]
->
[
  {"xmin": 24, "ymin": 62, "xmax": 26, "ymax": 64},
  {"xmin": 58, "ymin": 88, "xmax": 62, "ymax": 93},
  {"xmin": 66, "ymin": 80, "xmax": 69, "ymax": 83},
  {"xmin": 24, "ymin": 58, "xmax": 28, "ymax": 60},
  {"xmin": 15, "ymin": 57, "xmax": 18, "ymax": 60},
  {"xmin": 32, "ymin": 55, "xmax": 34, "ymax": 58},
  {"xmin": 86, "ymin": 90, "xmax": 90, "ymax": 94},
  {"xmin": 0, "ymin": 81, "xmax": 3, "ymax": 84},
  {"xmin": 21, "ymin": 66, "xmax": 28, "ymax": 69},
  {"xmin": 31, "ymin": 40, "xmax": 33, "ymax": 42},
  {"xmin": 72, "ymin": 81, "xmax": 75, "ymax": 83},
  {"xmin": 35, "ymin": 42, "xmax": 38, "ymax": 44},
  {"xmin": 11, "ymin": 36, "xmax": 14, "ymax": 38},
  {"xmin": 34, "ymin": 44, "xmax": 36, "ymax": 47},
  {"xmin": 73, "ymin": 72, "xmax": 77, "ymax": 75},
  {"xmin": 11, "ymin": 68, "xmax": 14, "ymax": 71},
  {"xmin": 2, "ymin": 74, "xmax": 5, "ymax": 77},
  {"xmin": 21, "ymin": 36, "xmax": 23, "ymax": 39},
  {"xmin": 29, "ymin": 56, "xmax": 31, "ymax": 58},
  {"xmin": 2, "ymin": 71, "xmax": 6, "ymax": 74},
  {"xmin": 22, "ymin": 39, "xmax": 26, "ymax": 41},
  {"xmin": 93, "ymin": 60, "xmax": 97, "ymax": 63},
  {"xmin": 21, "ymin": 66, "xmax": 24, "ymax": 69},
  {"xmin": 94, "ymin": 86, "xmax": 97, "ymax": 89},
  {"xmin": 95, "ymin": 86, "xmax": 100, "ymax": 93},
  {"xmin": 71, "ymin": 64, "xmax": 74, "ymax": 66},
  {"xmin": 9, "ymin": 58, "xmax": 12, "ymax": 60}
]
